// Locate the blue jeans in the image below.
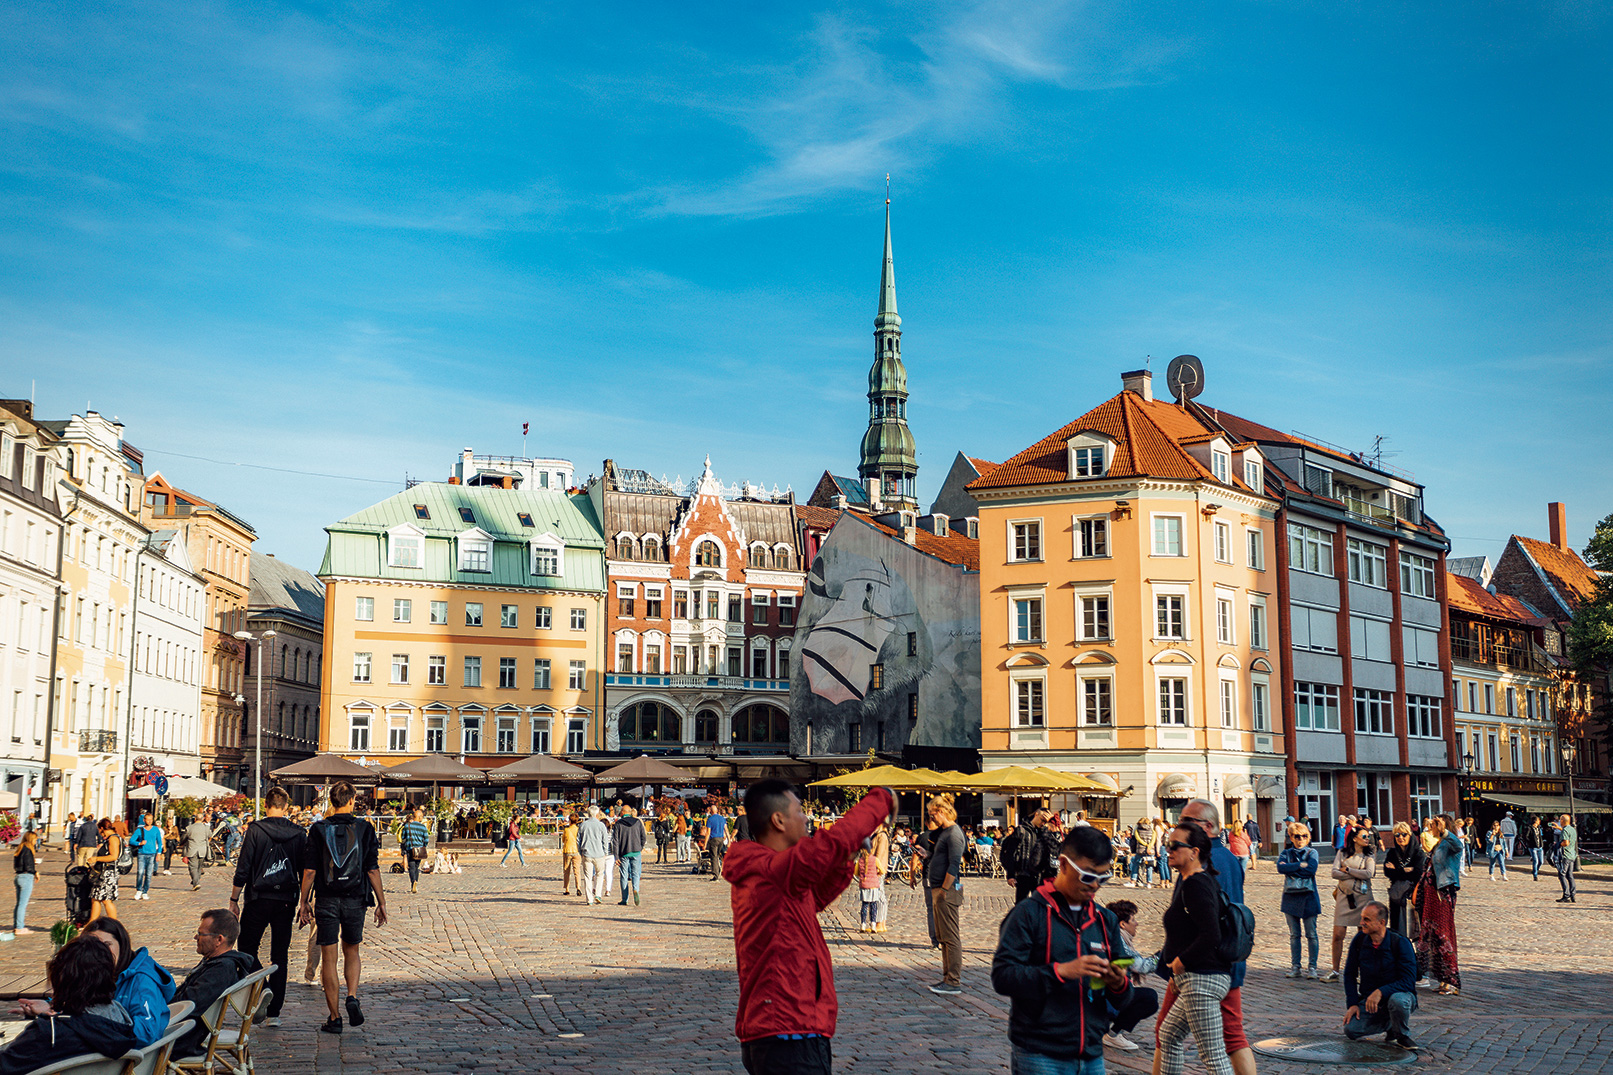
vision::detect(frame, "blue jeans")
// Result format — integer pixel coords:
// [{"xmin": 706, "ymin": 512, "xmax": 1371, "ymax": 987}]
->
[
  {"xmin": 1488, "ymin": 850, "xmax": 1506, "ymax": 878},
  {"xmin": 1344, "ymin": 990, "xmax": 1416, "ymax": 1040},
  {"xmin": 135, "ymin": 854, "xmax": 157, "ymax": 895},
  {"xmin": 1128, "ymin": 855, "xmax": 1142, "ymax": 882},
  {"xmin": 13, "ymin": 874, "xmax": 32, "ymax": 931},
  {"xmin": 1011, "ymin": 1044, "xmax": 1105, "ymax": 1075},
  {"xmin": 1285, "ymin": 912, "xmax": 1319, "ymax": 970},
  {"xmin": 500, "ymin": 839, "xmax": 526, "ymax": 865},
  {"xmin": 1157, "ymin": 851, "xmax": 1171, "ymax": 885},
  {"xmin": 1530, "ymin": 847, "xmax": 1543, "ymax": 878},
  {"xmin": 618, "ymin": 853, "xmax": 641, "ymax": 900},
  {"xmin": 225, "ymin": 831, "xmax": 242, "ymax": 862}
]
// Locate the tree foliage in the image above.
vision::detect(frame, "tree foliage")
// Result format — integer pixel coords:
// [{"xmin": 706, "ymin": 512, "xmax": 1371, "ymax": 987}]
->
[
  {"xmin": 1582, "ymin": 511, "xmax": 1613, "ymax": 573},
  {"xmin": 1567, "ymin": 512, "xmax": 1613, "ymax": 763}
]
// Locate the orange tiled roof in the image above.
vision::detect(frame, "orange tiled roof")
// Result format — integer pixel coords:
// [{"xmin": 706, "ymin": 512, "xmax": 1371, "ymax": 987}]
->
[
  {"xmin": 967, "ymin": 457, "xmax": 1000, "ymax": 477},
  {"xmin": 794, "ymin": 504, "xmax": 846, "ymax": 531},
  {"xmin": 864, "ymin": 516, "xmax": 981, "ymax": 570},
  {"xmin": 967, "ymin": 391, "xmax": 1252, "ymax": 493},
  {"xmin": 1514, "ymin": 536, "xmax": 1601, "ymax": 611},
  {"xmin": 1447, "ymin": 572, "xmax": 1544, "ymax": 625}
]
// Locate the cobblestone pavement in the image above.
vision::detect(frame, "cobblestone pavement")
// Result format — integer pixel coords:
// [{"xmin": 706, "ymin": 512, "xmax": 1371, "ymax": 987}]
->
[{"xmin": 2, "ymin": 847, "xmax": 1609, "ymax": 1074}]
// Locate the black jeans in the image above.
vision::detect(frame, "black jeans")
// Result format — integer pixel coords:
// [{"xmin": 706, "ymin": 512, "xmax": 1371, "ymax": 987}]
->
[
  {"xmin": 1110, "ymin": 985, "xmax": 1160, "ymax": 1034},
  {"xmin": 407, "ymin": 856, "xmax": 422, "ymax": 885},
  {"xmin": 238, "ymin": 897, "xmax": 295, "ymax": 1016},
  {"xmin": 742, "ymin": 1036, "xmax": 832, "ymax": 1075}
]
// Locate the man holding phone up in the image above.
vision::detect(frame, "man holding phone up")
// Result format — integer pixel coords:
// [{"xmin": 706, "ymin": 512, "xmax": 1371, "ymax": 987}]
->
[{"xmin": 992, "ymin": 826, "xmax": 1135, "ymax": 1075}]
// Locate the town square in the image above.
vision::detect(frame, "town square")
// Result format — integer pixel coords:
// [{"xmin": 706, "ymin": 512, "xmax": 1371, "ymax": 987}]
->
[{"xmin": 2, "ymin": 2, "xmax": 1611, "ymax": 1073}]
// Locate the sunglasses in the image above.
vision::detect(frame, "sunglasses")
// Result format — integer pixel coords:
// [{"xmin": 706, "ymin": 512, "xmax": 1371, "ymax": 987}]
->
[
  {"xmin": 1291, "ymin": 833, "xmax": 1311, "ymax": 841},
  {"xmin": 1167, "ymin": 840, "xmax": 1193, "ymax": 852},
  {"xmin": 1059, "ymin": 855, "xmax": 1111, "ymax": 886}
]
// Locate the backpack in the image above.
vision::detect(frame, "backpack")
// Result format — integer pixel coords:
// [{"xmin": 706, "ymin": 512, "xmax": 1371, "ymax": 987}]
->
[
  {"xmin": 1214, "ymin": 884, "xmax": 1256, "ymax": 964},
  {"xmin": 318, "ymin": 820, "xmax": 366, "ymax": 893},
  {"xmin": 1009, "ymin": 824, "xmax": 1043, "ymax": 878},
  {"xmin": 116, "ymin": 836, "xmax": 135, "ymax": 875},
  {"xmin": 251, "ymin": 829, "xmax": 303, "ymax": 899}
]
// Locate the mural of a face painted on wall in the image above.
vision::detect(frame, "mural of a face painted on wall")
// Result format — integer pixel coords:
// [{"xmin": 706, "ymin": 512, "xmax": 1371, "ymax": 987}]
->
[{"xmin": 789, "ymin": 515, "xmax": 981, "ymax": 756}]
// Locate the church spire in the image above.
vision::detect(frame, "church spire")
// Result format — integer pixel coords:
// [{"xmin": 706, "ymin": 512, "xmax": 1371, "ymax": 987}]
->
[{"xmin": 858, "ymin": 191, "xmax": 918, "ymax": 513}]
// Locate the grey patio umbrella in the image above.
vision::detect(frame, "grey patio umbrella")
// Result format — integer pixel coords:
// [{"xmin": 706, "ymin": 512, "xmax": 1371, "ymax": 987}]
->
[
  {"xmin": 381, "ymin": 755, "xmax": 488, "ymax": 802},
  {"xmin": 592, "ymin": 754, "xmax": 695, "ymax": 785},
  {"xmin": 483, "ymin": 753, "xmax": 592, "ymax": 810},
  {"xmin": 270, "ymin": 754, "xmax": 382, "ymax": 785}
]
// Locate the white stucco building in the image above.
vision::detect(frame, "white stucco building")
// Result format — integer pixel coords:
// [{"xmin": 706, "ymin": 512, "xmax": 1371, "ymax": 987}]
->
[{"xmin": 129, "ymin": 531, "xmax": 206, "ymax": 778}]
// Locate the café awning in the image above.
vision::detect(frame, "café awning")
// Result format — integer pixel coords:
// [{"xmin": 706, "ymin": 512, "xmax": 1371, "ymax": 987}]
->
[{"xmin": 1480, "ymin": 792, "xmax": 1610, "ymax": 814}]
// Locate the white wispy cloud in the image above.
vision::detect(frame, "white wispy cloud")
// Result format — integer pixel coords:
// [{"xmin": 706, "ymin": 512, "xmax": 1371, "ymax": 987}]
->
[{"xmin": 643, "ymin": 0, "xmax": 1187, "ymax": 217}]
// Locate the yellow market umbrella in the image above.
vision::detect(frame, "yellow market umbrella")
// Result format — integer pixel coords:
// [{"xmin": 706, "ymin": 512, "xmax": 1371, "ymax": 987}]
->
[
  {"xmin": 1033, "ymin": 767, "xmax": 1111, "ymax": 793},
  {"xmin": 966, "ymin": 766, "xmax": 1082, "ymax": 792},
  {"xmin": 809, "ymin": 765, "xmax": 943, "ymax": 790}
]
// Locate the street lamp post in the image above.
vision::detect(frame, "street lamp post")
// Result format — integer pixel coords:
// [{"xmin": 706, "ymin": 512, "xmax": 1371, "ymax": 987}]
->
[
  {"xmin": 1562, "ymin": 743, "xmax": 1577, "ymax": 825},
  {"xmin": 1459, "ymin": 750, "xmax": 1475, "ymax": 816},
  {"xmin": 234, "ymin": 629, "xmax": 276, "ymax": 805}
]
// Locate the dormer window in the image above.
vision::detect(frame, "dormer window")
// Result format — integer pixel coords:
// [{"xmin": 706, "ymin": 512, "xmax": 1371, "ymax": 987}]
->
[
  {"xmin": 530, "ymin": 535, "xmax": 564, "ymax": 577},
  {"xmin": 458, "ymin": 534, "xmax": 491, "ymax": 573},
  {"xmin": 1211, "ymin": 450, "xmax": 1230, "ymax": 483},
  {"xmin": 1243, "ymin": 458, "xmax": 1262, "ymax": 490},
  {"xmin": 1066, "ymin": 432, "xmax": 1113, "ymax": 480},
  {"xmin": 387, "ymin": 526, "xmax": 423, "ymax": 569}
]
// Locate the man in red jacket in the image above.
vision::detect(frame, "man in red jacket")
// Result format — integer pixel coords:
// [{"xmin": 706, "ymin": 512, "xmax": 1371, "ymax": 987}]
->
[{"xmin": 725, "ymin": 779, "xmax": 896, "ymax": 1075}]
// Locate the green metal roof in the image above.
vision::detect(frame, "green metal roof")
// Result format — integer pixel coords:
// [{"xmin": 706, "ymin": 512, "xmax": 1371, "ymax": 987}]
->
[{"xmin": 319, "ymin": 483, "xmax": 605, "ymax": 592}]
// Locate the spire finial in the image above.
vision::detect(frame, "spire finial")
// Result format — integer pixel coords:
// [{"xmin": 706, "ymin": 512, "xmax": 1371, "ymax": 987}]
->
[{"xmin": 876, "ymin": 183, "xmax": 899, "ymax": 328}]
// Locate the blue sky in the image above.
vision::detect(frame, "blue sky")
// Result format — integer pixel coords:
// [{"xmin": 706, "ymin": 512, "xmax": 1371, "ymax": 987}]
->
[{"xmin": 3, "ymin": 1, "xmax": 1609, "ymax": 573}]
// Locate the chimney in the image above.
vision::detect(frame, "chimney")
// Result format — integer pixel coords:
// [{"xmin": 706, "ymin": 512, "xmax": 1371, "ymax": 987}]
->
[
  {"xmin": 1548, "ymin": 502, "xmax": 1568, "ymax": 551},
  {"xmin": 901, "ymin": 525, "xmax": 919, "ymax": 546},
  {"xmin": 448, "ymin": 476, "xmax": 460, "ymax": 485},
  {"xmin": 831, "ymin": 494, "xmax": 848, "ymax": 510},
  {"xmin": 1121, "ymin": 369, "xmax": 1152, "ymax": 401},
  {"xmin": 868, "ymin": 479, "xmax": 883, "ymax": 512},
  {"xmin": 501, "ymin": 476, "xmax": 514, "ymax": 489}
]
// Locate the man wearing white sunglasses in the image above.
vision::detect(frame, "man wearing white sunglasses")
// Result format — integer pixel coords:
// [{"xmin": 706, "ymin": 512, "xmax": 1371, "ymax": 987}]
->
[{"xmin": 991, "ymin": 826, "xmax": 1134, "ymax": 1075}]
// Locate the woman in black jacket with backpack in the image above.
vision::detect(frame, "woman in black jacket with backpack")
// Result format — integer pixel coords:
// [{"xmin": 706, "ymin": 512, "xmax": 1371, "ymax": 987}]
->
[{"xmin": 1156, "ymin": 823, "xmax": 1233, "ymax": 1075}]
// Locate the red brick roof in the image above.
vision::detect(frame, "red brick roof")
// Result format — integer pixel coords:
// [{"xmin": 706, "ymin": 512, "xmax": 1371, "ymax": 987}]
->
[
  {"xmin": 864, "ymin": 517, "xmax": 981, "ymax": 570},
  {"xmin": 1447, "ymin": 572, "xmax": 1544, "ymax": 625},
  {"xmin": 967, "ymin": 391, "xmax": 1254, "ymax": 493},
  {"xmin": 1513, "ymin": 536, "xmax": 1601, "ymax": 612},
  {"xmin": 794, "ymin": 504, "xmax": 846, "ymax": 532},
  {"xmin": 967, "ymin": 457, "xmax": 1000, "ymax": 477}
]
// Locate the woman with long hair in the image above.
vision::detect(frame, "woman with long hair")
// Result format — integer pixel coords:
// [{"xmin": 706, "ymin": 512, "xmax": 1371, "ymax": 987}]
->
[
  {"xmin": 1383, "ymin": 822, "xmax": 1425, "ymax": 937},
  {"xmin": 1154, "ymin": 817, "xmax": 1172, "ymax": 888},
  {"xmin": 1486, "ymin": 820, "xmax": 1508, "ymax": 880},
  {"xmin": 11, "ymin": 831, "xmax": 38, "ymax": 936},
  {"xmin": 87, "ymin": 819, "xmax": 122, "ymax": 923},
  {"xmin": 869, "ymin": 822, "xmax": 891, "ymax": 932},
  {"xmin": 1416, "ymin": 814, "xmax": 1464, "ymax": 995},
  {"xmin": 1322, "ymin": 824, "xmax": 1376, "ymax": 981},
  {"xmin": 1156, "ymin": 822, "xmax": 1233, "ymax": 1075}
]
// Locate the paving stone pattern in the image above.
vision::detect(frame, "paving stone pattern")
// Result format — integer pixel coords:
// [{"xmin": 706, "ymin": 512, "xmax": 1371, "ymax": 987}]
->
[{"xmin": 2, "ymin": 848, "xmax": 1609, "ymax": 1074}]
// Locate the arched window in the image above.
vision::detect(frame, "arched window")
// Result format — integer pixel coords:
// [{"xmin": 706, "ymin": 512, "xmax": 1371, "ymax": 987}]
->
[
  {"xmin": 643, "ymin": 537, "xmax": 661, "ymax": 561},
  {"xmin": 695, "ymin": 541, "xmax": 722, "ymax": 568},
  {"xmin": 733, "ymin": 704, "xmax": 789, "ymax": 745},
  {"xmin": 774, "ymin": 547, "xmax": 794, "ymax": 570},
  {"xmin": 695, "ymin": 709, "xmax": 720, "ymax": 743},
  {"xmin": 618, "ymin": 537, "xmax": 635, "ymax": 560},
  {"xmin": 280, "ymin": 645, "xmax": 289, "ymax": 677},
  {"xmin": 750, "ymin": 544, "xmax": 769, "ymax": 569},
  {"xmin": 619, "ymin": 701, "xmax": 680, "ymax": 744}
]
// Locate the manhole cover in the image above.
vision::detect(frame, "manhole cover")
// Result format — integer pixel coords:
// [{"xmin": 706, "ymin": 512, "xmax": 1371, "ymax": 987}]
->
[{"xmin": 1253, "ymin": 1037, "xmax": 1416, "ymax": 1065}]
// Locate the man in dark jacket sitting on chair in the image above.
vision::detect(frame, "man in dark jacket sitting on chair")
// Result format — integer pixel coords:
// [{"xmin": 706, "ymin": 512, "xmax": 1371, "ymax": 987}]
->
[
  {"xmin": 173, "ymin": 908, "xmax": 261, "ymax": 1060},
  {"xmin": 991, "ymin": 825, "xmax": 1135, "ymax": 1071},
  {"xmin": 1343, "ymin": 901, "xmax": 1419, "ymax": 1050}
]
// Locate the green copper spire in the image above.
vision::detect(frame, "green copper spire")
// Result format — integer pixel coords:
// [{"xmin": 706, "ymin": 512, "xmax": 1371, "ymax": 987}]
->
[
  {"xmin": 859, "ymin": 195, "xmax": 917, "ymax": 512},
  {"xmin": 876, "ymin": 198, "xmax": 900, "ymax": 331}
]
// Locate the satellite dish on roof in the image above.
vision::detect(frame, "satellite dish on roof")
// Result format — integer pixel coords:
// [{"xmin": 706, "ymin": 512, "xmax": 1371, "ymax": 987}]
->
[{"xmin": 1166, "ymin": 355, "xmax": 1204, "ymax": 403}]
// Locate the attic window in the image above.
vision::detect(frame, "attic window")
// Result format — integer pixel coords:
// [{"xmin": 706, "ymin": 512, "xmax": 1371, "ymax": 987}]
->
[
  {"xmin": 413, "ymin": 504, "xmax": 430, "ymax": 520},
  {"xmin": 458, "ymin": 507, "xmax": 476, "ymax": 524},
  {"xmin": 516, "ymin": 512, "xmax": 535, "ymax": 527},
  {"xmin": 1211, "ymin": 450, "xmax": 1230, "ymax": 483},
  {"xmin": 1072, "ymin": 446, "xmax": 1106, "ymax": 478}
]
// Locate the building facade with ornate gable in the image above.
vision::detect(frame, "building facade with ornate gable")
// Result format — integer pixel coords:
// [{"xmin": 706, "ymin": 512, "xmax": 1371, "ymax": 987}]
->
[
  {"xmin": 589, "ymin": 458, "xmax": 803, "ymax": 755},
  {"xmin": 136, "ymin": 472, "xmax": 256, "ymax": 791},
  {"xmin": 318, "ymin": 479, "xmax": 606, "ymax": 767},
  {"xmin": 0, "ymin": 401, "xmax": 64, "ymax": 825},
  {"xmin": 43, "ymin": 411, "xmax": 149, "ymax": 821}
]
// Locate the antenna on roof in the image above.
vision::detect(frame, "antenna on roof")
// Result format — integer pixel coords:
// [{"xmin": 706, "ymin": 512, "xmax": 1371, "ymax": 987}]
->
[{"xmin": 1365, "ymin": 435, "xmax": 1399, "ymax": 470}]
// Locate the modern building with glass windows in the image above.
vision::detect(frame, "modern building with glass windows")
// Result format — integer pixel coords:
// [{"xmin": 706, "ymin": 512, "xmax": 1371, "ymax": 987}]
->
[{"xmin": 318, "ymin": 478, "xmax": 605, "ymax": 770}]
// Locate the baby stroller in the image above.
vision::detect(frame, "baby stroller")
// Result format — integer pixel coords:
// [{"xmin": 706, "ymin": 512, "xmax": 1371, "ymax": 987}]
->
[{"xmin": 64, "ymin": 865, "xmax": 93, "ymax": 926}]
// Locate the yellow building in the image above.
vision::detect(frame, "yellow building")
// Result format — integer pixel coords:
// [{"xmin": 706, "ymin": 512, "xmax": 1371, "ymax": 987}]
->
[
  {"xmin": 318, "ymin": 483, "xmax": 605, "ymax": 779},
  {"xmin": 44, "ymin": 411, "xmax": 147, "ymax": 821},
  {"xmin": 968, "ymin": 370, "xmax": 1287, "ymax": 831}
]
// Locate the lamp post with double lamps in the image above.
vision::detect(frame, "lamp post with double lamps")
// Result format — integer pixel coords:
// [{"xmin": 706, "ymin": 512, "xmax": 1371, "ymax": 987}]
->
[
  {"xmin": 1562, "ymin": 742, "xmax": 1577, "ymax": 825},
  {"xmin": 233, "ymin": 629, "xmax": 277, "ymax": 804}
]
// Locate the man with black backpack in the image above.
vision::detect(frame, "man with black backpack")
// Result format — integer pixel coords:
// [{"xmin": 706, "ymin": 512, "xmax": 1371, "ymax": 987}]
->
[
  {"xmin": 1001, "ymin": 808, "xmax": 1059, "ymax": 903},
  {"xmin": 230, "ymin": 786, "xmax": 305, "ymax": 1028},
  {"xmin": 297, "ymin": 781, "xmax": 386, "ymax": 1035}
]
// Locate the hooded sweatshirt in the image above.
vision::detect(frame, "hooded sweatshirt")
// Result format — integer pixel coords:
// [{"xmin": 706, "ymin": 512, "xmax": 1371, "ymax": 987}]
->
[
  {"xmin": 173, "ymin": 950, "xmax": 260, "ymax": 1059},
  {"xmin": 118, "ymin": 948, "xmax": 176, "ymax": 1046},
  {"xmin": 611, "ymin": 815, "xmax": 647, "ymax": 858},
  {"xmin": 990, "ymin": 881, "xmax": 1133, "ymax": 1062},
  {"xmin": 0, "ymin": 1003, "xmax": 138, "ymax": 1075},
  {"xmin": 232, "ymin": 815, "xmax": 307, "ymax": 902},
  {"xmin": 725, "ymin": 788, "xmax": 894, "ymax": 1043}
]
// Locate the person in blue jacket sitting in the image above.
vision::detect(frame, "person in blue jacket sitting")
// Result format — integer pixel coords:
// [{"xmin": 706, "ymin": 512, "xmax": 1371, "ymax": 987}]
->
[{"xmin": 21, "ymin": 917, "xmax": 176, "ymax": 1046}]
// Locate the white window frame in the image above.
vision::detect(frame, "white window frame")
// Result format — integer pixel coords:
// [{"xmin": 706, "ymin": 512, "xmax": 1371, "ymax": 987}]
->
[
  {"xmin": 1219, "ymin": 675, "xmax": 1239, "ymax": 729},
  {"xmin": 1243, "ymin": 458, "xmax": 1263, "ymax": 490},
  {"xmin": 1213, "ymin": 521, "xmax": 1231, "ymax": 564},
  {"xmin": 1249, "ymin": 596, "xmax": 1268, "ymax": 650},
  {"xmin": 1008, "ymin": 519, "xmax": 1043, "ymax": 562},
  {"xmin": 1211, "ymin": 450, "xmax": 1230, "ymax": 483},
  {"xmin": 1078, "ymin": 590, "xmax": 1112, "ymax": 642},
  {"xmin": 1151, "ymin": 514, "xmax": 1185, "ymax": 557},
  {"xmin": 1246, "ymin": 527, "xmax": 1264, "ymax": 570},
  {"xmin": 1407, "ymin": 695, "xmax": 1442, "ymax": 738},
  {"xmin": 1011, "ymin": 674, "xmax": 1046, "ymax": 728},
  {"xmin": 1295, "ymin": 681, "xmax": 1341, "ymax": 731},
  {"xmin": 1347, "ymin": 539, "xmax": 1388, "ymax": 588},
  {"xmin": 463, "ymin": 655, "xmax": 482, "ymax": 687},
  {"xmin": 569, "ymin": 608, "xmax": 586, "ymax": 631},
  {"xmin": 1079, "ymin": 672, "xmax": 1113, "ymax": 726},
  {"xmin": 1251, "ymin": 676, "xmax": 1271, "ymax": 732},
  {"xmin": 429, "ymin": 600, "xmax": 448, "ymax": 625},
  {"xmin": 390, "ymin": 653, "xmax": 409, "ymax": 685},
  {"xmin": 386, "ymin": 525, "xmax": 424, "ymax": 569},
  {"xmin": 1157, "ymin": 676, "xmax": 1189, "ymax": 726},
  {"xmin": 1399, "ymin": 551, "xmax": 1437, "ymax": 598},
  {"xmin": 457, "ymin": 529, "xmax": 493, "ymax": 573},
  {"xmin": 1288, "ymin": 523, "xmax": 1334, "ymax": 576},
  {"xmin": 393, "ymin": 598, "xmax": 411, "ymax": 623},
  {"xmin": 348, "ymin": 712, "xmax": 370, "ymax": 751},
  {"xmin": 1291, "ymin": 605, "xmax": 1339, "ymax": 654},
  {"xmin": 1152, "ymin": 584, "xmax": 1190, "ymax": 641},
  {"xmin": 1215, "ymin": 592, "xmax": 1236, "ymax": 645},
  {"xmin": 1010, "ymin": 592, "xmax": 1045, "ymax": 644},
  {"xmin": 1072, "ymin": 515, "xmax": 1109, "ymax": 559},
  {"xmin": 535, "ymin": 605, "xmax": 552, "ymax": 630},
  {"xmin": 533, "ymin": 658, "xmax": 551, "ymax": 690},
  {"xmin": 501, "ymin": 603, "xmax": 519, "ymax": 628},
  {"xmin": 465, "ymin": 602, "xmax": 483, "ymax": 627},
  {"xmin": 530, "ymin": 536, "xmax": 564, "ymax": 577},
  {"xmin": 354, "ymin": 596, "xmax": 374, "ymax": 622},
  {"xmin": 461, "ymin": 713, "xmax": 483, "ymax": 754},
  {"xmin": 1354, "ymin": 687, "xmax": 1394, "ymax": 735},
  {"xmin": 352, "ymin": 652, "xmax": 372, "ymax": 683},
  {"xmin": 427, "ymin": 655, "xmax": 446, "ymax": 686},
  {"xmin": 568, "ymin": 660, "xmax": 586, "ymax": 690},
  {"xmin": 1350, "ymin": 615, "xmax": 1393, "ymax": 662}
]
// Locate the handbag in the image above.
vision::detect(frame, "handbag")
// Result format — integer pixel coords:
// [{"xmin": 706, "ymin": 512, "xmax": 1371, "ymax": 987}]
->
[
  {"xmin": 1388, "ymin": 878, "xmax": 1415, "ymax": 901},
  {"xmin": 408, "ymin": 845, "xmax": 427, "ymax": 862}
]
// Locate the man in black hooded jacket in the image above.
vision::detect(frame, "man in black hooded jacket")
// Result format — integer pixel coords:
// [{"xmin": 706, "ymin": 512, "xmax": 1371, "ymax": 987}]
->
[
  {"xmin": 230, "ymin": 786, "xmax": 305, "ymax": 1027},
  {"xmin": 991, "ymin": 826, "xmax": 1132, "ymax": 1069}
]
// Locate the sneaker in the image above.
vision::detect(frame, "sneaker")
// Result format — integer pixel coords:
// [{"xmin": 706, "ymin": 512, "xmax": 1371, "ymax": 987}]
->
[
  {"xmin": 1320, "ymin": 970, "xmax": 1340, "ymax": 982},
  {"xmin": 265, "ymin": 1017, "xmax": 281, "ymax": 1028},
  {"xmin": 1285, "ymin": 968, "xmax": 1302, "ymax": 978},
  {"xmin": 929, "ymin": 982, "xmax": 962, "ymax": 995},
  {"xmin": 345, "ymin": 996, "xmax": 364, "ymax": 1027},
  {"xmin": 321, "ymin": 1017, "xmax": 343, "ymax": 1035},
  {"xmin": 633, "ymin": 889, "xmax": 640, "ymax": 906},
  {"xmin": 162, "ymin": 870, "xmax": 172, "ymax": 876},
  {"xmin": 1104, "ymin": 1032, "xmax": 1140, "ymax": 1051},
  {"xmin": 1306, "ymin": 968, "xmax": 1319, "ymax": 980},
  {"xmin": 1391, "ymin": 1034, "xmax": 1419, "ymax": 1050},
  {"xmin": 13, "ymin": 928, "xmax": 33, "ymax": 936}
]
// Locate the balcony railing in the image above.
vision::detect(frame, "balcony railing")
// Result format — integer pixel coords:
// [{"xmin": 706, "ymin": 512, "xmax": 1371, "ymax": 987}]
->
[
  {"xmin": 1451, "ymin": 635, "xmax": 1544, "ymax": 672},
  {"xmin": 606, "ymin": 673, "xmax": 788, "ymax": 692},
  {"xmin": 78, "ymin": 729, "xmax": 118, "ymax": 754}
]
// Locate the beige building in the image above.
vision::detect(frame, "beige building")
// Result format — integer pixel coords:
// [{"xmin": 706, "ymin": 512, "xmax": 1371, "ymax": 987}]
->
[
  {"xmin": 43, "ymin": 411, "xmax": 148, "ymax": 822},
  {"xmin": 137, "ymin": 473, "xmax": 256, "ymax": 791}
]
